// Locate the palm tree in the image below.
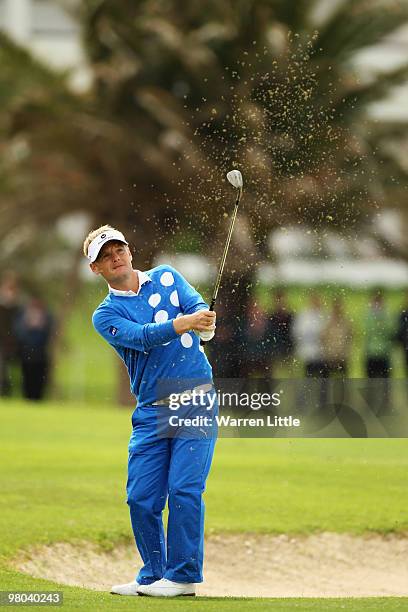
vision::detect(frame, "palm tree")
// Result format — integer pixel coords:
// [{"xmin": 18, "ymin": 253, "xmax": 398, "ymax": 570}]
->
[
  {"xmin": 75, "ymin": 0, "xmax": 408, "ymax": 252},
  {"xmin": 2, "ymin": 0, "xmax": 408, "ymax": 259}
]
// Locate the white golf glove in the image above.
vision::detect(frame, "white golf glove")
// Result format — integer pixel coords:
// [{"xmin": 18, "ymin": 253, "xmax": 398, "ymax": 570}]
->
[{"xmin": 198, "ymin": 329, "xmax": 215, "ymax": 342}]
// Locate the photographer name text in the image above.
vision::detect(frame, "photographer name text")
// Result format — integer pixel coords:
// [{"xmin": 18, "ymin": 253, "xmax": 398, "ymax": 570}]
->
[{"xmin": 168, "ymin": 415, "xmax": 300, "ymax": 428}]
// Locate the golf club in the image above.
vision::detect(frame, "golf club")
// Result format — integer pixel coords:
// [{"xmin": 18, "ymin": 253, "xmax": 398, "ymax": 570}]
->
[{"xmin": 209, "ymin": 169, "xmax": 243, "ymax": 311}]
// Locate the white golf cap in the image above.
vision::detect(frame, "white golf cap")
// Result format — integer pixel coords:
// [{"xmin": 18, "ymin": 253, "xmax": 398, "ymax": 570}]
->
[{"xmin": 87, "ymin": 229, "xmax": 128, "ymax": 263}]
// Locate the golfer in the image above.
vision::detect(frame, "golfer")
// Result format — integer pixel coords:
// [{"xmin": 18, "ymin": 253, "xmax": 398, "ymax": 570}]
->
[{"xmin": 83, "ymin": 225, "xmax": 217, "ymax": 598}]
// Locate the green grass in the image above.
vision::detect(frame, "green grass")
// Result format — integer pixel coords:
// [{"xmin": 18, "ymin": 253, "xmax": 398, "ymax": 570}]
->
[
  {"xmin": 1, "ymin": 568, "xmax": 407, "ymax": 611},
  {"xmin": 1, "ymin": 400, "xmax": 407, "ymax": 610}
]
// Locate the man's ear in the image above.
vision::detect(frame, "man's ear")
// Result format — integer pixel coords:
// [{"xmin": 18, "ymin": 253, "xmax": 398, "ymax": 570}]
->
[{"xmin": 90, "ymin": 263, "xmax": 100, "ymax": 275}]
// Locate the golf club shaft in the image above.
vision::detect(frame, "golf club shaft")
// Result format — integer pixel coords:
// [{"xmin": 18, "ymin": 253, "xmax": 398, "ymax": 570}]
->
[{"xmin": 209, "ymin": 188, "xmax": 242, "ymax": 311}]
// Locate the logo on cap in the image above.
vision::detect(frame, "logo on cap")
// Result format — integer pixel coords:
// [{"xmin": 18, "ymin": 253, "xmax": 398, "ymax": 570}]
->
[{"xmin": 87, "ymin": 229, "xmax": 128, "ymax": 262}]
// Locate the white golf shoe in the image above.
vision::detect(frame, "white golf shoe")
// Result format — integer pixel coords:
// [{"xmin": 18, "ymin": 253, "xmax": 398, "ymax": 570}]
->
[
  {"xmin": 137, "ymin": 578, "xmax": 196, "ymax": 597},
  {"xmin": 110, "ymin": 581, "xmax": 139, "ymax": 596}
]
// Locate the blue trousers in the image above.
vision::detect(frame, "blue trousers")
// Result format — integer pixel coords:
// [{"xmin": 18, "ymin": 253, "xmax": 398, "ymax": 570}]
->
[{"xmin": 126, "ymin": 405, "xmax": 217, "ymax": 585}]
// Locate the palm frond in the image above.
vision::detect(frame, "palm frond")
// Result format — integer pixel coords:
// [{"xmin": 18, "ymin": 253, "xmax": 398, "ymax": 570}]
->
[
  {"xmin": 334, "ymin": 62, "xmax": 408, "ymax": 120},
  {"xmin": 312, "ymin": 0, "xmax": 408, "ymax": 61}
]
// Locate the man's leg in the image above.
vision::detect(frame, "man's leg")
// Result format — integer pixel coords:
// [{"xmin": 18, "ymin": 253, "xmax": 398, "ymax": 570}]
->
[
  {"xmin": 127, "ymin": 407, "xmax": 170, "ymax": 585},
  {"xmin": 366, "ymin": 357, "xmax": 390, "ymax": 415},
  {"xmin": 377, "ymin": 357, "xmax": 391, "ymax": 416},
  {"xmin": 21, "ymin": 361, "xmax": 33, "ymax": 400},
  {"xmin": 331, "ymin": 360, "xmax": 348, "ymax": 405},
  {"xmin": 305, "ymin": 361, "xmax": 328, "ymax": 413},
  {"xmin": 0, "ymin": 351, "xmax": 6, "ymax": 396},
  {"xmin": 165, "ymin": 430, "xmax": 217, "ymax": 583}
]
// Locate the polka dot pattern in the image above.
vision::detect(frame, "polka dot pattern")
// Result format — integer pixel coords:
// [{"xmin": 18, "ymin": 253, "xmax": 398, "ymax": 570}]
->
[
  {"xmin": 170, "ymin": 290, "xmax": 179, "ymax": 307},
  {"xmin": 180, "ymin": 333, "xmax": 193, "ymax": 348},
  {"xmin": 155, "ymin": 310, "xmax": 169, "ymax": 323},
  {"xmin": 160, "ymin": 271, "xmax": 175, "ymax": 287},
  {"xmin": 148, "ymin": 293, "xmax": 161, "ymax": 308}
]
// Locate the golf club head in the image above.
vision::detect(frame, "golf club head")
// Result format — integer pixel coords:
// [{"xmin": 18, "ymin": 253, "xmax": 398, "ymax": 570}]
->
[{"xmin": 226, "ymin": 169, "xmax": 243, "ymax": 190}]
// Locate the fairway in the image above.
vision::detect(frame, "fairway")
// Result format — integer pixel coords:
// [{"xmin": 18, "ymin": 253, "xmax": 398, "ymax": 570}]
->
[{"xmin": 1, "ymin": 400, "xmax": 407, "ymax": 610}]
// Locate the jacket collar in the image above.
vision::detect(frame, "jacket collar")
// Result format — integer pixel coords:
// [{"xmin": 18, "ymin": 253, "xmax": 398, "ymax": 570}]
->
[{"xmin": 108, "ymin": 270, "xmax": 151, "ymax": 297}]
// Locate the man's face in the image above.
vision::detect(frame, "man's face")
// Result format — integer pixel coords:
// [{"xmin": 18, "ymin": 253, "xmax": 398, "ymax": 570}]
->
[{"xmin": 90, "ymin": 240, "xmax": 133, "ymax": 283}]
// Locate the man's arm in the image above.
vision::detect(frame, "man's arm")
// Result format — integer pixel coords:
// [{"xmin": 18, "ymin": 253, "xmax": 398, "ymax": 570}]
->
[
  {"xmin": 93, "ymin": 307, "xmax": 215, "ymax": 352},
  {"xmin": 169, "ymin": 266, "xmax": 209, "ymax": 315},
  {"xmin": 170, "ymin": 266, "xmax": 216, "ymax": 340}
]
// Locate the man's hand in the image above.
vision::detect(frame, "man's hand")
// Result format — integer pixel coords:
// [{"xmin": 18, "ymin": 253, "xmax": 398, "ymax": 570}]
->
[{"xmin": 173, "ymin": 310, "xmax": 216, "ymax": 335}]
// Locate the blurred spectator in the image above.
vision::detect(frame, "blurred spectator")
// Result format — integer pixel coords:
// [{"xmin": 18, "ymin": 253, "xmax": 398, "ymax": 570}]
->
[
  {"xmin": 396, "ymin": 290, "xmax": 408, "ymax": 375},
  {"xmin": 322, "ymin": 298, "xmax": 352, "ymax": 376},
  {"xmin": 364, "ymin": 290, "xmax": 395, "ymax": 415},
  {"xmin": 210, "ymin": 273, "xmax": 251, "ymax": 378},
  {"xmin": 321, "ymin": 298, "xmax": 352, "ymax": 405},
  {"xmin": 245, "ymin": 297, "xmax": 270, "ymax": 375},
  {"xmin": 209, "ymin": 298, "xmax": 247, "ymax": 378},
  {"xmin": 264, "ymin": 289, "xmax": 294, "ymax": 376},
  {"xmin": 293, "ymin": 293, "xmax": 328, "ymax": 378},
  {"xmin": 293, "ymin": 293, "xmax": 329, "ymax": 410},
  {"xmin": 15, "ymin": 296, "xmax": 54, "ymax": 401},
  {"xmin": 0, "ymin": 273, "xmax": 22, "ymax": 396}
]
